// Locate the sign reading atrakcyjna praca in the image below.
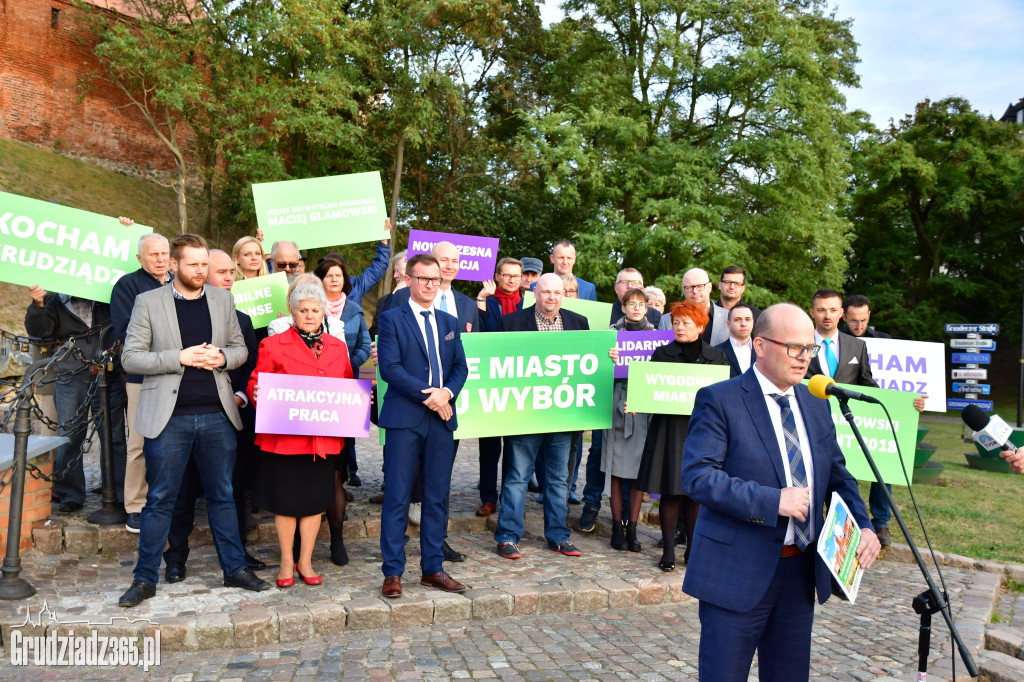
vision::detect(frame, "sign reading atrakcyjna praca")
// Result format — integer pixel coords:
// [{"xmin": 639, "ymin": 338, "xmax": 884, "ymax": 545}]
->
[{"xmin": 0, "ymin": 191, "xmax": 151, "ymax": 303}]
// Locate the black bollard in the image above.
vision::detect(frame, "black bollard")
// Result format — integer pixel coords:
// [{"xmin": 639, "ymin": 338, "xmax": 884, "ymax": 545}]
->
[
  {"xmin": 0, "ymin": 391, "xmax": 38, "ymax": 600},
  {"xmin": 88, "ymin": 355, "xmax": 127, "ymax": 525}
]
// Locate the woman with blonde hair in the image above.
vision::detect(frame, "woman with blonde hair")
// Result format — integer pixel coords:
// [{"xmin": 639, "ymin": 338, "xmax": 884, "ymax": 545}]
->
[{"xmin": 233, "ymin": 236, "xmax": 269, "ymax": 281}]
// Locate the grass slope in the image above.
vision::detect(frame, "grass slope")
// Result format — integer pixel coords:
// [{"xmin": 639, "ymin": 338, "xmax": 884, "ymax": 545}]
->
[{"xmin": 0, "ymin": 138, "xmax": 181, "ymax": 334}]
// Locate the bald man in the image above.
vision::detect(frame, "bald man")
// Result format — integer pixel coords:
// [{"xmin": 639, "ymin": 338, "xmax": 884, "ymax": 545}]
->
[
  {"xmin": 682, "ymin": 303, "xmax": 880, "ymax": 681},
  {"xmin": 659, "ymin": 268, "xmax": 729, "ymax": 346}
]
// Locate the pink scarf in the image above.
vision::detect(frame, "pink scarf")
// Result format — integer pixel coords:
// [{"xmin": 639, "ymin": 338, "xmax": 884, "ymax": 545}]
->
[{"xmin": 325, "ymin": 292, "xmax": 347, "ymax": 319}]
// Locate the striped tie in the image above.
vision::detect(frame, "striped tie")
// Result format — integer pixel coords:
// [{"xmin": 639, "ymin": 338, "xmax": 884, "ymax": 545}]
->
[{"xmin": 772, "ymin": 394, "xmax": 811, "ymax": 549}]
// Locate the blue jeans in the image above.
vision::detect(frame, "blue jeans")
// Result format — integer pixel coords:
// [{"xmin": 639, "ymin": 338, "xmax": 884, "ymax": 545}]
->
[
  {"xmin": 496, "ymin": 432, "xmax": 571, "ymax": 547},
  {"xmin": 134, "ymin": 412, "xmax": 244, "ymax": 585},
  {"xmin": 54, "ymin": 378, "xmax": 127, "ymax": 505},
  {"xmin": 582, "ymin": 429, "xmax": 605, "ymax": 510},
  {"xmin": 869, "ymin": 481, "xmax": 892, "ymax": 529}
]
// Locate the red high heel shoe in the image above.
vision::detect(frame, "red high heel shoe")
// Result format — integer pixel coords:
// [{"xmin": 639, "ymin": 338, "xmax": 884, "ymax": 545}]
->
[
  {"xmin": 276, "ymin": 574, "xmax": 295, "ymax": 588},
  {"xmin": 296, "ymin": 570, "xmax": 322, "ymax": 586}
]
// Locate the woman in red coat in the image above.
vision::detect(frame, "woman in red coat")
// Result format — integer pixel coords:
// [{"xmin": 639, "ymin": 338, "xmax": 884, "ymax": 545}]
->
[{"xmin": 248, "ymin": 282, "xmax": 353, "ymax": 588}]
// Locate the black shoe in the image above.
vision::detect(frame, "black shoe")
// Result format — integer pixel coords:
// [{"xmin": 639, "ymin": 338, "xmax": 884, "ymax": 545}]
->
[
  {"xmin": 244, "ymin": 548, "xmax": 266, "ymax": 571},
  {"xmin": 577, "ymin": 505, "xmax": 598, "ymax": 533},
  {"xmin": 57, "ymin": 501, "xmax": 83, "ymax": 513},
  {"xmin": 625, "ymin": 521, "xmax": 642, "ymax": 553},
  {"xmin": 118, "ymin": 580, "xmax": 156, "ymax": 607},
  {"xmin": 348, "ymin": 472, "xmax": 363, "ymax": 487},
  {"xmin": 329, "ymin": 524, "xmax": 349, "ymax": 567},
  {"xmin": 610, "ymin": 520, "xmax": 627, "ymax": 551},
  {"xmin": 125, "ymin": 512, "xmax": 141, "ymax": 533},
  {"xmin": 165, "ymin": 563, "xmax": 186, "ymax": 583},
  {"xmin": 876, "ymin": 527, "xmax": 893, "ymax": 547},
  {"xmin": 527, "ymin": 476, "xmax": 541, "ymax": 493},
  {"xmin": 224, "ymin": 568, "xmax": 271, "ymax": 592},
  {"xmin": 442, "ymin": 540, "xmax": 467, "ymax": 562},
  {"xmin": 658, "ymin": 560, "xmax": 675, "ymax": 572}
]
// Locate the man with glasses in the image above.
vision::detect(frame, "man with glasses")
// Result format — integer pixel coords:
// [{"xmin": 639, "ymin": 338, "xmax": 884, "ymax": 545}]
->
[
  {"xmin": 716, "ymin": 266, "xmax": 762, "ymax": 321},
  {"xmin": 661, "ymin": 268, "xmax": 729, "ymax": 346},
  {"xmin": 682, "ymin": 303, "xmax": 880, "ymax": 681},
  {"xmin": 268, "ymin": 241, "xmax": 303, "ymax": 282},
  {"xmin": 377, "ymin": 254, "xmax": 469, "ymax": 598},
  {"xmin": 494, "ymin": 273, "xmax": 594, "ymax": 559},
  {"xmin": 841, "ymin": 294, "xmax": 890, "ymax": 339},
  {"xmin": 610, "ymin": 268, "xmax": 661, "ymax": 326}
]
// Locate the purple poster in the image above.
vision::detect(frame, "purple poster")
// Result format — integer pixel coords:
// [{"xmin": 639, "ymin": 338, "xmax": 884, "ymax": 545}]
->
[
  {"xmin": 615, "ymin": 330, "xmax": 675, "ymax": 379},
  {"xmin": 254, "ymin": 372, "xmax": 372, "ymax": 438},
  {"xmin": 406, "ymin": 229, "xmax": 499, "ymax": 282}
]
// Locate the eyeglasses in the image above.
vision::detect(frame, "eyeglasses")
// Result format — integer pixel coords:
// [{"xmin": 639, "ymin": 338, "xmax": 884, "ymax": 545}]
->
[
  {"xmin": 624, "ymin": 301, "xmax": 647, "ymax": 310},
  {"xmin": 275, "ymin": 261, "xmax": 300, "ymax": 270},
  {"xmin": 411, "ymin": 276, "xmax": 442, "ymax": 287},
  {"xmin": 498, "ymin": 273, "xmax": 522, "ymax": 281},
  {"xmin": 719, "ymin": 279, "xmax": 745, "ymax": 288},
  {"xmin": 759, "ymin": 337, "xmax": 820, "ymax": 358},
  {"xmin": 564, "ymin": 288, "xmax": 578, "ymax": 294},
  {"xmin": 682, "ymin": 282, "xmax": 711, "ymax": 293},
  {"xmin": 617, "ymin": 279, "xmax": 643, "ymax": 287}
]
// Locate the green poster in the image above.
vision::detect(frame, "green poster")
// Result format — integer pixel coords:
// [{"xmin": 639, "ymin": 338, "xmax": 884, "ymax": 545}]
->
[
  {"xmin": 377, "ymin": 330, "xmax": 617, "ymax": 442},
  {"xmin": 377, "ymin": 364, "xmax": 388, "ymax": 445},
  {"xmin": 522, "ymin": 292, "xmax": 613, "ymax": 331},
  {"xmin": 625, "ymin": 361, "xmax": 731, "ymax": 415},
  {"xmin": 0, "ymin": 190, "xmax": 150, "ymax": 303},
  {"xmin": 814, "ymin": 382, "xmax": 919, "ymax": 487},
  {"xmin": 252, "ymin": 172, "xmax": 388, "ymax": 250},
  {"xmin": 232, "ymin": 272, "xmax": 289, "ymax": 329}
]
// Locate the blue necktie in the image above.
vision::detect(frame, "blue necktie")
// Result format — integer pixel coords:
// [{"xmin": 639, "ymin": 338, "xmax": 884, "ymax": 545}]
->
[
  {"xmin": 772, "ymin": 394, "xmax": 811, "ymax": 549},
  {"xmin": 823, "ymin": 338, "xmax": 839, "ymax": 377},
  {"xmin": 421, "ymin": 311, "xmax": 441, "ymax": 388},
  {"xmin": 440, "ymin": 292, "xmax": 452, "ymax": 315}
]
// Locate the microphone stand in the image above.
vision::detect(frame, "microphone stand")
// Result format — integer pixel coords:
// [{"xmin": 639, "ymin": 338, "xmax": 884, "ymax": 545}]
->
[{"xmin": 836, "ymin": 396, "xmax": 978, "ymax": 679}]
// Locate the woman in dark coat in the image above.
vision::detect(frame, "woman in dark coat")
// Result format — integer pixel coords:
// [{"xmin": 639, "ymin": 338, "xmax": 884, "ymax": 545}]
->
[{"xmin": 635, "ymin": 300, "xmax": 728, "ymax": 572}]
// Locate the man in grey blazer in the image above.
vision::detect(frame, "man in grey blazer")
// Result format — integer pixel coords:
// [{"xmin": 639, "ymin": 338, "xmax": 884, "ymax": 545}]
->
[
  {"xmin": 659, "ymin": 267, "xmax": 729, "ymax": 346},
  {"xmin": 117, "ymin": 234, "xmax": 269, "ymax": 607}
]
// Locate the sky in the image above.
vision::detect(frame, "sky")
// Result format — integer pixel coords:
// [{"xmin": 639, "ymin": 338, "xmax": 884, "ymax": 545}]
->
[{"xmin": 538, "ymin": 1, "xmax": 1024, "ymax": 127}]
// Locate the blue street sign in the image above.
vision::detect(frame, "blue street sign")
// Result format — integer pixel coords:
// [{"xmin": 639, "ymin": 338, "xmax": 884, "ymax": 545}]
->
[
  {"xmin": 947, "ymin": 398, "xmax": 994, "ymax": 411},
  {"xmin": 944, "ymin": 323, "xmax": 1000, "ymax": 335},
  {"xmin": 951, "ymin": 353, "xmax": 991, "ymax": 364},
  {"xmin": 952, "ymin": 382, "xmax": 991, "ymax": 395}
]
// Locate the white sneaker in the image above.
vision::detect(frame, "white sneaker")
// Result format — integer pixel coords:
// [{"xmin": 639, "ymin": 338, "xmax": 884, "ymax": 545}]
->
[{"xmin": 408, "ymin": 503, "xmax": 422, "ymax": 526}]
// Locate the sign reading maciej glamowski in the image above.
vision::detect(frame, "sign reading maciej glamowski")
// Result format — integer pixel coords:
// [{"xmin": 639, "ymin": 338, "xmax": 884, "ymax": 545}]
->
[
  {"xmin": 379, "ymin": 330, "xmax": 617, "ymax": 442},
  {"xmin": 0, "ymin": 191, "xmax": 151, "ymax": 303},
  {"xmin": 251, "ymin": 172, "xmax": 389, "ymax": 250}
]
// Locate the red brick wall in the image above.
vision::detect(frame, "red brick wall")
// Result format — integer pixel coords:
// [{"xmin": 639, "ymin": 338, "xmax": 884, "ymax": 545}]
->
[
  {"xmin": 0, "ymin": 0, "xmax": 183, "ymax": 172},
  {"xmin": 0, "ymin": 458, "xmax": 53, "ymax": 552}
]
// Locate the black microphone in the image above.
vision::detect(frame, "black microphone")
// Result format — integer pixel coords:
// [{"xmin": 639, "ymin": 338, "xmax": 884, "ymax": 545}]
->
[
  {"xmin": 961, "ymin": 404, "xmax": 1017, "ymax": 453},
  {"xmin": 808, "ymin": 375, "xmax": 881, "ymax": 404}
]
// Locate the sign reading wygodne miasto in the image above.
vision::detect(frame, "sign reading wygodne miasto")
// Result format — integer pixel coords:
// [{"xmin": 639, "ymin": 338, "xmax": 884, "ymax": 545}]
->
[
  {"xmin": 406, "ymin": 229, "xmax": 499, "ymax": 282},
  {"xmin": 0, "ymin": 191, "xmax": 151, "ymax": 303},
  {"xmin": 251, "ymin": 171, "xmax": 389, "ymax": 250},
  {"xmin": 254, "ymin": 372, "xmax": 372, "ymax": 438},
  {"xmin": 231, "ymin": 272, "xmax": 288, "ymax": 329},
  {"xmin": 625, "ymin": 361, "xmax": 731, "ymax": 415},
  {"xmin": 378, "ymin": 330, "xmax": 618, "ymax": 442}
]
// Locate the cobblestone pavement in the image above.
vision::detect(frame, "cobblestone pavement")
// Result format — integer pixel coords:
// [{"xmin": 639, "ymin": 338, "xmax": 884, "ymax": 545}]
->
[{"xmin": 0, "ymin": 429, "xmax": 1016, "ymax": 680}]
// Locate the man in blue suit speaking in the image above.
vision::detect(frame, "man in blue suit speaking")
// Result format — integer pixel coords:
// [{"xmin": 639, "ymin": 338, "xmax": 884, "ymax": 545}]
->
[
  {"xmin": 682, "ymin": 303, "xmax": 881, "ymax": 681},
  {"xmin": 377, "ymin": 254, "xmax": 469, "ymax": 598}
]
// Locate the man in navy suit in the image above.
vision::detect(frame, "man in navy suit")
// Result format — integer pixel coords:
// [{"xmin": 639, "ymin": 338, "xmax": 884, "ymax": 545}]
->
[
  {"xmin": 377, "ymin": 254, "xmax": 469, "ymax": 598},
  {"xmin": 714, "ymin": 303, "xmax": 757, "ymax": 377},
  {"xmin": 682, "ymin": 303, "xmax": 881, "ymax": 681}
]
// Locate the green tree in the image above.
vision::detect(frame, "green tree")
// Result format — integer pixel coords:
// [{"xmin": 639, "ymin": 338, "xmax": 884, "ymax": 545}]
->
[
  {"xmin": 514, "ymin": 0, "xmax": 861, "ymax": 304},
  {"xmin": 846, "ymin": 97, "xmax": 1024, "ymax": 341}
]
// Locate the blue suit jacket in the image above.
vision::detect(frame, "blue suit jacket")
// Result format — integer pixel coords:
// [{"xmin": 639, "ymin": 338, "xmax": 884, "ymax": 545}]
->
[
  {"xmin": 681, "ymin": 369, "xmax": 871, "ymax": 611},
  {"xmin": 714, "ymin": 339, "xmax": 756, "ymax": 378},
  {"xmin": 377, "ymin": 303, "xmax": 468, "ymax": 432}
]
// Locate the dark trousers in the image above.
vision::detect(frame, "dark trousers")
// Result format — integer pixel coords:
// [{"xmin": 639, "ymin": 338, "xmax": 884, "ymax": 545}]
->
[
  {"xmin": 696, "ymin": 550, "xmax": 815, "ymax": 681},
  {"xmin": 54, "ymin": 378, "xmax": 127, "ymax": 505},
  {"xmin": 380, "ymin": 413, "xmax": 455, "ymax": 577},
  {"xmin": 478, "ymin": 436, "xmax": 511, "ymax": 504},
  {"xmin": 133, "ymin": 412, "xmax": 244, "ymax": 585}
]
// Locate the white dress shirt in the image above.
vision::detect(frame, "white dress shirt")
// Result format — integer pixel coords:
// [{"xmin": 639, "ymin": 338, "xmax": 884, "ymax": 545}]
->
[
  {"xmin": 752, "ymin": 364, "xmax": 816, "ymax": 545},
  {"xmin": 409, "ymin": 298, "xmax": 445, "ymax": 390},
  {"xmin": 729, "ymin": 336, "xmax": 753, "ymax": 374},
  {"xmin": 432, "ymin": 286, "xmax": 457, "ymax": 317},
  {"xmin": 815, "ymin": 329, "xmax": 839, "ymax": 378}
]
